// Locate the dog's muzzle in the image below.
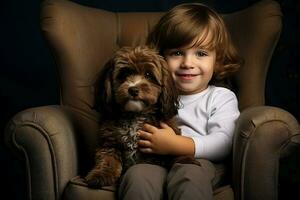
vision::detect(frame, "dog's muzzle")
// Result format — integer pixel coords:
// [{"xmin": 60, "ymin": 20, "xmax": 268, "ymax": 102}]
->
[
  {"xmin": 125, "ymin": 100, "xmax": 145, "ymax": 112},
  {"xmin": 128, "ymin": 86, "xmax": 139, "ymax": 97}
]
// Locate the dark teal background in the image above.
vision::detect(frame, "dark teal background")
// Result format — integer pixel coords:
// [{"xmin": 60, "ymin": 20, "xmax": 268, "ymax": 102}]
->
[{"xmin": 1, "ymin": 0, "xmax": 299, "ymax": 199}]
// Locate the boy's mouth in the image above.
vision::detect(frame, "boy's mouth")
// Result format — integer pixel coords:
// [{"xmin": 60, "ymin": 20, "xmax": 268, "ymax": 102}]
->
[{"xmin": 175, "ymin": 73, "xmax": 199, "ymax": 80}]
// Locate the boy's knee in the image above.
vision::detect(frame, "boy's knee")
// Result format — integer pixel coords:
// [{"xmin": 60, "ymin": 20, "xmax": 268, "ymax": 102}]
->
[
  {"xmin": 118, "ymin": 164, "xmax": 167, "ymax": 200},
  {"xmin": 122, "ymin": 164, "xmax": 145, "ymax": 182},
  {"xmin": 122, "ymin": 164, "xmax": 166, "ymax": 184},
  {"xmin": 168, "ymin": 161, "xmax": 215, "ymax": 184},
  {"xmin": 167, "ymin": 162, "xmax": 215, "ymax": 200}
]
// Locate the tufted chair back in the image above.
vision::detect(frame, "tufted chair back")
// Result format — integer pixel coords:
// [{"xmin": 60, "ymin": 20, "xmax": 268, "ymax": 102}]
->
[{"xmin": 41, "ymin": 0, "xmax": 282, "ymax": 113}]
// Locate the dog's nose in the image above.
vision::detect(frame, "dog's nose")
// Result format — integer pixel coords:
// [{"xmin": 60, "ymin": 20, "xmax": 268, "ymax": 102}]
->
[{"xmin": 128, "ymin": 87, "xmax": 139, "ymax": 97}]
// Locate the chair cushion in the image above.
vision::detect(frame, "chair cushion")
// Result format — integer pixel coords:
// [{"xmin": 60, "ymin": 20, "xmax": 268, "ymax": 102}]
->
[
  {"xmin": 64, "ymin": 163, "xmax": 233, "ymax": 200},
  {"xmin": 213, "ymin": 185, "xmax": 234, "ymax": 200},
  {"xmin": 63, "ymin": 176, "xmax": 115, "ymax": 200}
]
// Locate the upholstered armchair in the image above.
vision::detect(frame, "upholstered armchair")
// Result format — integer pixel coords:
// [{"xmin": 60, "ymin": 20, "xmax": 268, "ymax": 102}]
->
[{"xmin": 5, "ymin": 0, "xmax": 300, "ymax": 199}]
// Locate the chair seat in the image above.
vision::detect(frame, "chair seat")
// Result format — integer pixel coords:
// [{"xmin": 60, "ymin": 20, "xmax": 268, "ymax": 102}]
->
[
  {"xmin": 63, "ymin": 176, "xmax": 116, "ymax": 200},
  {"xmin": 63, "ymin": 163, "xmax": 233, "ymax": 200},
  {"xmin": 213, "ymin": 185, "xmax": 234, "ymax": 200}
]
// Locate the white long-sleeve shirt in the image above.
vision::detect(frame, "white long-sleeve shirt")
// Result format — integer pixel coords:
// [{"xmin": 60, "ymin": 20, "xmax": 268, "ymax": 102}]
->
[{"xmin": 176, "ymin": 85, "xmax": 240, "ymax": 161}]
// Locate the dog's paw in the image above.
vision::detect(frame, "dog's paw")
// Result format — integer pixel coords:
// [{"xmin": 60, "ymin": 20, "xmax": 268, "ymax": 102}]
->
[
  {"xmin": 85, "ymin": 174, "xmax": 118, "ymax": 189},
  {"xmin": 85, "ymin": 150, "xmax": 123, "ymax": 188},
  {"xmin": 85, "ymin": 178, "xmax": 103, "ymax": 189}
]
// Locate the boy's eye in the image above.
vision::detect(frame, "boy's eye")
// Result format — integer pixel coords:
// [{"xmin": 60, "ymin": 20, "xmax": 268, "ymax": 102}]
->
[{"xmin": 196, "ymin": 50, "xmax": 208, "ymax": 57}]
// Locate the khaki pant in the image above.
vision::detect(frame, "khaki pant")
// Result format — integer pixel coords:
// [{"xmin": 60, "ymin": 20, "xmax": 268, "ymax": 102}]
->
[{"xmin": 118, "ymin": 159, "xmax": 220, "ymax": 200}]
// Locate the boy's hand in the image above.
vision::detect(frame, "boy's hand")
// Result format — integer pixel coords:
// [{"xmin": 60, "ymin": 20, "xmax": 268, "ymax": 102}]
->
[{"xmin": 137, "ymin": 122, "xmax": 177, "ymax": 155}]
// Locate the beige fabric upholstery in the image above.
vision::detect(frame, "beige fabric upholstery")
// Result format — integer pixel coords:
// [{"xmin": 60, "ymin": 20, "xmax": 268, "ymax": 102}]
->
[
  {"xmin": 41, "ymin": 0, "xmax": 282, "ymax": 113},
  {"xmin": 5, "ymin": 0, "xmax": 300, "ymax": 200}
]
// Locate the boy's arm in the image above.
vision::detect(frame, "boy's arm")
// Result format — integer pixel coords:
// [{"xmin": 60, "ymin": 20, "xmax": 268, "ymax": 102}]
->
[{"xmin": 138, "ymin": 122, "xmax": 195, "ymax": 156}]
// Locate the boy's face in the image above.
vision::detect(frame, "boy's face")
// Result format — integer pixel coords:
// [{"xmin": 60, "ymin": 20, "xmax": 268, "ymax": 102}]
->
[{"xmin": 164, "ymin": 43, "xmax": 216, "ymax": 95}]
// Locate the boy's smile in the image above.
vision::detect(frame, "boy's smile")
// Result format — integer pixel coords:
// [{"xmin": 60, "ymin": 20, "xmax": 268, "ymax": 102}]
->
[{"xmin": 175, "ymin": 72, "xmax": 201, "ymax": 81}]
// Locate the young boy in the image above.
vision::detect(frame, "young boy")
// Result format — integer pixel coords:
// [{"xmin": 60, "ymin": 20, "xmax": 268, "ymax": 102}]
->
[{"xmin": 118, "ymin": 3, "xmax": 242, "ymax": 200}]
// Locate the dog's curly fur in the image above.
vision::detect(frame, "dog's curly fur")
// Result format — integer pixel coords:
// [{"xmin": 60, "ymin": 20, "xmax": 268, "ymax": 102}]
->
[{"xmin": 85, "ymin": 46, "xmax": 199, "ymax": 188}]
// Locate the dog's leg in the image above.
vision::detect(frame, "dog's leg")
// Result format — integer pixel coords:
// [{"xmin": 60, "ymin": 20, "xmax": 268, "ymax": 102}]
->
[{"xmin": 85, "ymin": 148, "xmax": 122, "ymax": 188}]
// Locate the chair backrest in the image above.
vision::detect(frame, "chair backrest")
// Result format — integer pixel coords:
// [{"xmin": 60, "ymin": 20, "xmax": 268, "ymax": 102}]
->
[
  {"xmin": 40, "ymin": 0, "xmax": 282, "ymax": 160},
  {"xmin": 41, "ymin": 0, "xmax": 282, "ymax": 114}
]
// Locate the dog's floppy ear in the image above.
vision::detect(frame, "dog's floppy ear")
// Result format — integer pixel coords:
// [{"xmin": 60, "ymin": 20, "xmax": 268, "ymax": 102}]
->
[
  {"xmin": 159, "ymin": 59, "xmax": 180, "ymax": 120},
  {"xmin": 94, "ymin": 59, "xmax": 114, "ymax": 115}
]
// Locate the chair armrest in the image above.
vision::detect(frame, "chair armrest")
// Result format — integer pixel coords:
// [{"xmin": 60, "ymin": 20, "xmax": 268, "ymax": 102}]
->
[
  {"xmin": 232, "ymin": 106, "xmax": 300, "ymax": 200},
  {"xmin": 5, "ymin": 105, "xmax": 79, "ymax": 200}
]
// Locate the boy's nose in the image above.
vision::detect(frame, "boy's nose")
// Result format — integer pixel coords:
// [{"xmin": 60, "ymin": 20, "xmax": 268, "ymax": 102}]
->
[{"xmin": 181, "ymin": 55, "xmax": 194, "ymax": 69}]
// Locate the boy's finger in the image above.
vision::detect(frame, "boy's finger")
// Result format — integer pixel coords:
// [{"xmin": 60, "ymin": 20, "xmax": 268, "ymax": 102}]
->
[
  {"xmin": 137, "ymin": 139, "xmax": 152, "ymax": 147},
  {"xmin": 139, "ymin": 147, "xmax": 153, "ymax": 154},
  {"xmin": 137, "ymin": 130, "xmax": 152, "ymax": 140},
  {"xmin": 143, "ymin": 123, "xmax": 158, "ymax": 132},
  {"xmin": 160, "ymin": 122, "xmax": 170, "ymax": 129}
]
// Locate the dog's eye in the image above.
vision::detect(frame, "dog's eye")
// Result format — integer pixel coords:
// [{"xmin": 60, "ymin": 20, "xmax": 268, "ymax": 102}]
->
[
  {"xmin": 145, "ymin": 72, "xmax": 156, "ymax": 82},
  {"xmin": 117, "ymin": 68, "xmax": 135, "ymax": 81}
]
